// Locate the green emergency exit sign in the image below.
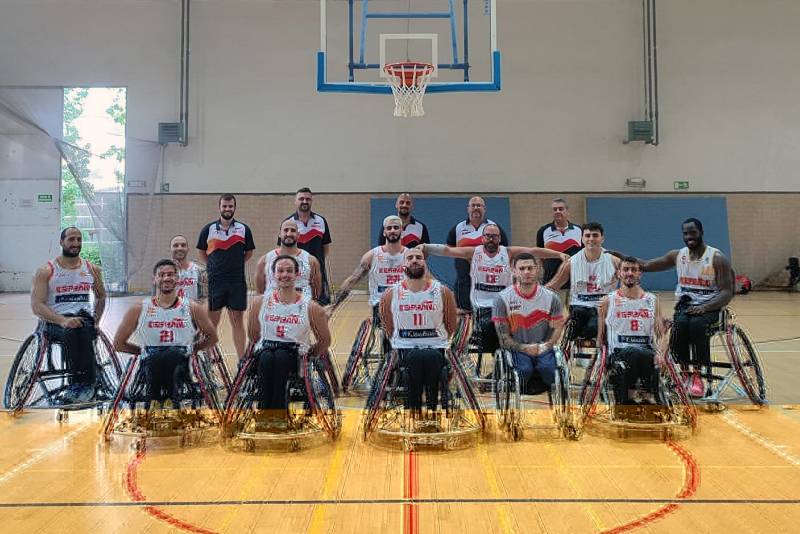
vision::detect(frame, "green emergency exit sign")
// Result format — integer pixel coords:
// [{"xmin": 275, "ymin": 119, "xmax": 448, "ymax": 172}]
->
[
  {"xmin": 38, "ymin": 194, "xmax": 53, "ymax": 202},
  {"xmin": 674, "ymin": 181, "xmax": 689, "ymax": 190}
]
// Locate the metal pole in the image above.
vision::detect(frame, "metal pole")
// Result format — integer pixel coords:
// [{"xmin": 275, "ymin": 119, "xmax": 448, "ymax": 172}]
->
[
  {"xmin": 463, "ymin": 0, "xmax": 470, "ymax": 82},
  {"xmin": 646, "ymin": 0, "xmax": 654, "ymax": 134},
  {"xmin": 652, "ymin": 0, "xmax": 660, "ymax": 145},
  {"xmin": 183, "ymin": 0, "xmax": 190, "ymax": 147},
  {"xmin": 179, "ymin": 0, "xmax": 185, "ymax": 128},
  {"xmin": 641, "ymin": 0, "xmax": 648, "ymax": 121}
]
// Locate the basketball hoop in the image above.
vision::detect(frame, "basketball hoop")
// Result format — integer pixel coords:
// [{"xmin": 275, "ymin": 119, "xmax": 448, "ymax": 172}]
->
[{"xmin": 383, "ymin": 62, "xmax": 435, "ymax": 118}]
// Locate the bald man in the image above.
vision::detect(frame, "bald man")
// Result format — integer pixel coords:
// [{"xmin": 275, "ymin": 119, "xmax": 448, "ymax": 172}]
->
[
  {"xmin": 378, "ymin": 193, "xmax": 430, "ymax": 249},
  {"xmin": 257, "ymin": 219, "xmax": 322, "ymax": 300},
  {"xmin": 445, "ymin": 197, "xmax": 509, "ymax": 311}
]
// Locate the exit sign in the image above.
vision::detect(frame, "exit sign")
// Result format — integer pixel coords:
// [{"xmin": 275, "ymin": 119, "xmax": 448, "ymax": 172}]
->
[
  {"xmin": 674, "ymin": 181, "xmax": 690, "ymax": 190},
  {"xmin": 38, "ymin": 194, "xmax": 53, "ymax": 202}
]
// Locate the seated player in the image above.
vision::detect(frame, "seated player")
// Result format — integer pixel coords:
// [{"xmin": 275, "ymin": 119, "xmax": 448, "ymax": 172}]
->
[
  {"xmin": 379, "ymin": 248, "xmax": 458, "ymax": 419},
  {"xmin": 114, "ymin": 259, "xmax": 218, "ymax": 408},
  {"xmin": 546, "ymin": 222, "xmax": 620, "ymax": 341},
  {"xmin": 609, "ymin": 218, "xmax": 733, "ymax": 396},
  {"xmin": 30, "ymin": 227, "xmax": 107, "ymax": 403},
  {"xmin": 170, "ymin": 235, "xmax": 208, "ymax": 303},
  {"xmin": 596, "ymin": 257, "xmax": 667, "ymax": 413},
  {"xmin": 330, "ymin": 215, "xmax": 406, "ymax": 325},
  {"xmin": 422, "ymin": 225, "xmax": 565, "ymax": 354},
  {"xmin": 256, "ymin": 219, "xmax": 322, "ymax": 300},
  {"xmin": 492, "ymin": 253, "xmax": 564, "ymax": 395},
  {"xmin": 248, "ymin": 254, "xmax": 331, "ymax": 424}
]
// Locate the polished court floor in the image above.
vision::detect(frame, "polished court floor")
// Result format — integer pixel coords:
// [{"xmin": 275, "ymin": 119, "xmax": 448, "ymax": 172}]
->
[{"xmin": 0, "ymin": 291, "xmax": 799, "ymax": 533}]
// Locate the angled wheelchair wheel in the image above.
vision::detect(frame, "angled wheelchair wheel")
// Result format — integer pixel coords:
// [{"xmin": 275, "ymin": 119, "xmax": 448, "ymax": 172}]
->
[
  {"xmin": 304, "ymin": 355, "xmax": 341, "ymax": 439},
  {"xmin": 343, "ymin": 318, "xmax": 373, "ymax": 392},
  {"xmin": 448, "ymin": 350, "xmax": 486, "ymax": 431},
  {"xmin": 223, "ymin": 356, "xmax": 257, "ymax": 436},
  {"xmin": 661, "ymin": 352, "xmax": 698, "ymax": 429},
  {"xmin": 191, "ymin": 352, "xmax": 224, "ymax": 424},
  {"xmin": 207, "ymin": 345, "xmax": 233, "ymax": 391},
  {"xmin": 492, "ymin": 350, "xmax": 511, "ymax": 429},
  {"xmin": 101, "ymin": 354, "xmax": 141, "ymax": 440},
  {"xmin": 451, "ymin": 313, "xmax": 472, "ymax": 359},
  {"xmin": 729, "ymin": 325, "xmax": 768, "ymax": 406},
  {"xmin": 578, "ymin": 346, "xmax": 607, "ymax": 426},
  {"xmin": 362, "ymin": 350, "xmax": 398, "ymax": 440},
  {"xmin": 319, "ymin": 351, "xmax": 341, "ymax": 398},
  {"xmin": 4, "ymin": 331, "xmax": 47, "ymax": 412},
  {"xmin": 95, "ymin": 331, "xmax": 123, "ymax": 400}
]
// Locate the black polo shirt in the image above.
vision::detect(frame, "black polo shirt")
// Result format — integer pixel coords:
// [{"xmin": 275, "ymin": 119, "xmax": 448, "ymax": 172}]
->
[
  {"xmin": 377, "ymin": 216, "xmax": 430, "ymax": 249},
  {"xmin": 536, "ymin": 221, "xmax": 583, "ymax": 284},
  {"xmin": 197, "ymin": 219, "xmax": 255, "ymax": 283}
]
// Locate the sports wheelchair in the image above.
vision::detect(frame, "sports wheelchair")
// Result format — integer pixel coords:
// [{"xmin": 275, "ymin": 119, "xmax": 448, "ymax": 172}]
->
[
  {"xmin": 101, "ymin": 347, "xmax": 226, "ymax": 450},
  {"xmin": 223, "ymin": 344, "xmax": 341, "ymax": 452},
  {"xmin": 342, "ymin": 313, "xmax": 389, "ymax": 393},
  {"xmin": 4, "ymin": 321, "xmax": 122, "ymax": 422},
  {"xmin": 361, "ymin": 348, "xmax": 486, "ymax": 451},
  {"xmin": 673, "ymin": 307, "xmax": 767, "ymax": 411},
  {"xmin": 492, "ymin": 346, "xmax": 581, "ymax": 441},
  {"xmin": 578, "ymin": 344, "xmax": 698, "ymax": 439}
]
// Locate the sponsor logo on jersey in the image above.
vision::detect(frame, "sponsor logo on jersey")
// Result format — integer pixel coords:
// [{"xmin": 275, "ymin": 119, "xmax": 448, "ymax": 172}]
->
[
  {"xmin": 616, "ymin": 309, "xmax": 652, "ymax": 319},
  {"xmin": 378, "ymin": 267, "xmax": 405, "ymax": 274},
  {"xmin": 679, "ymin": 276, "xmax": 712, "ymax": 287},
  {"xmin": 478, "ymin": 265, "xmax": 505, "ymax": 273}
]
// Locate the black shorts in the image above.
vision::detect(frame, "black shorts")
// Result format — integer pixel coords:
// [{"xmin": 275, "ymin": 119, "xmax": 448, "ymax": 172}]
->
[{"xmin": 208, "ymin": 280, "xmax": 248, "ymax": 312}]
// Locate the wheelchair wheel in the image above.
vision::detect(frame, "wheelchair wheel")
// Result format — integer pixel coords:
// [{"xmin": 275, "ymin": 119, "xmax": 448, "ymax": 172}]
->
[
  {"xmin": 661, "ymin": 352, "xmax": 698, "ymax": 429},
  {"xmin": 577, "ymin": 346, "xmax": 607, "ymax": 426},
  {"xmin": 207, "ymin": 345, "xmax": 233, "ymax": 391},
  {"xmin": 304, "ymin": 356, "xmax": 341, "ymax": 439},
  {"xmin": 319, "ymin": 351, "xmax": 341, "ymax": 398},
  {"xmin": 447, "ymin": 350, "xmax": 486, "ymax": 431},
  {"xmin": 223, "ymin": 356, "xmax": 257, "ymax": 436},
  {"xmin": 95, "ymin": 331, "xmax": 123, "ymax": 399},
  {"xmin": 729, "ymin": 325, "xmax": 768, "ymax": 406},
  {"xmin": 101, "ymin": 354, "xmax": 141, "ymax": 440},
  {"xmin": 4, "ymin": 331, "xmax": 47, "ymax": 412},
  {"xmin": 362, "ymin": 351, "xmax": 398, "ymax": 440},
  {"xmin": 492, "ymin": 350, "xmax": 511, "ymax": 429},
  {"xmin": 191, "ymin": 352, "xmax": 224, "ymax": 423},
  {"xmin": 451, "ymin": 313, "xmax": 472, "ymax": 358},
  {"xmin": 342, "ymin": 318, "xmax": 373, "ymax": 392}
]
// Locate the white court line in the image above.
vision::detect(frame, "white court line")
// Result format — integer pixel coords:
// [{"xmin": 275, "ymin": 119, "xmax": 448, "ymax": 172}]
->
[
  {"xmin": 0, "ymin": 422, "xmax": 92, "ymax": 486},
  {"xmin": 721, "ymin": 412, "xmax": 800, "ymax": 468}
]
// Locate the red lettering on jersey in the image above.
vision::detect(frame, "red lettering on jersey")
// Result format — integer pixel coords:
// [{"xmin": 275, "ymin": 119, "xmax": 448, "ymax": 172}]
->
[
  {"xmin": 399, "ymin": 301, "xmax": 435, "ymax": 312},
  {"xmin": 148, "ymin": 319, "xmax": 187, "ymax": 329},
  {"xmin": 267, "ymin": 314, "xmax": 301, "ymax": 325},
  {"xmin": 56, "ymin": 282, "xmax": 91, "ymax": 293}
]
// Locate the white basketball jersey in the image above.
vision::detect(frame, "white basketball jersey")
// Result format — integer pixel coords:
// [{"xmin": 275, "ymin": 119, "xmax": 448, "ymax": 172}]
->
[
  {"xmin": 675, "ymin": 246, "xmax": 720, "ymax": 306},
  {"xmin": 263, "ymin": 249, "xmax": 313, "ymax": 297},
  {"xmin": 258, "ymin": 291, "xmax": 312, "ymax": 352},
  {"xmin": 45, "ymin": 258, "xmax": 94, "ymax": 316},
  {"xmin": 570, "ymin": 250, "xmax": 617, "ymax": 307},
  {"xmin": 470, "ymin": 245, "xmax": 512, "ymax": 309},
  {"xmin": 368, "ymin": 246, "xmax": 406, "ymax": 306},
  {"xmin": 390, "ymin": 280, "xmax": 449, "ymax": 349},
  {"xmin": 604, "ymin": 290, "xmax": 657, "ymax": 352},
  {"xmin": 137, "ymin": 297, "xmax": 196, "ymax": 349},
  {"xmin": 177, "ymin": 261, "xmax": 202, "ymax": 301}
]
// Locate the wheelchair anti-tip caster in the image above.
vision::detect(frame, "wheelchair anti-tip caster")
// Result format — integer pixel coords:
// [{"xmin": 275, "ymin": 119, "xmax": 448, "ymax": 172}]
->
[
  {"xmin": 56, "ymin": 410, "xmax": 68, "ymax": 423},
  {"xmin": 133, "ymin": 439, "xmax": 146, "ymax": 452},
  {"xmin": 511, "ymin": 424, "xmax": 524, "ymax": 442}
]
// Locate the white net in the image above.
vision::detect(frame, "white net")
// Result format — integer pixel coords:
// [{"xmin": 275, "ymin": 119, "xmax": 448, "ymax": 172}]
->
[{"xmin": 384, "ymin": 63, "xmax": 435, "ymax": 118}]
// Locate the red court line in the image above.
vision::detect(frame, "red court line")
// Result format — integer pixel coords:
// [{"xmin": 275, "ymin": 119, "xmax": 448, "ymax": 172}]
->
[
  {"xmin": 601, "ymin": 441, "xmax": 701, "ymax": 534},
  {"xmin": 125, "ymin": 450, "xmax": 219, "ymax": 534},
  {"xmin": 404, "ymin": 450, "xmax": 419, "ymax": 534}
]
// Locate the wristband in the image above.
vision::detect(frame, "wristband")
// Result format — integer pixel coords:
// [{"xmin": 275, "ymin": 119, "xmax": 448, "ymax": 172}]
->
[
  {"xmin": 538, "ymin": 342, "xmax": 549, "ymax": 355},
  {"xmin": 426, "ymin": 244, "xmax": 446, "ymax": 256}
]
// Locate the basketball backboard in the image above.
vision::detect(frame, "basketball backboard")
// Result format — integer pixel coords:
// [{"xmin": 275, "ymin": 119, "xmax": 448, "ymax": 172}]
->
[{"xmin": 318, "ymin": 0, "xmax": 500, "ymax": 93}]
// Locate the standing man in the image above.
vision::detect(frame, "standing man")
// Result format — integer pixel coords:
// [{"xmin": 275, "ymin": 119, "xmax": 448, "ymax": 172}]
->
[
  {"xmin": 170, "ymin": 235, "xmax": 207, "ymax": 303},
  {"xmin": 380, "ymin": 248, "xmax": 458, "ymax": 416},
  {"xmin": 197, "ymin": 194, "xmax": 256, "ymax": 360},
  {"xmin": 30, "ymin": 227, "xmax": 106, "ymax": 401},
  {"xmin": 446, "ymin": 197, "xmax": 509, "ymax": 312},
  {"xmin": 282, "ymin": 187, "xmax": 333, "ymax": 304},
  {"xmin": 256, "ymin": 219, "xmax": 322, "ymax": 299},
  {"xmin": 492, "ymin": 253, "xmax": 565, "ymax": 394},
  {"xmin": 612, "ymin": 218, "xmax": 733, "ymax": 396},
  {"xmin": 378, "ymin": 193, "xmax": 430, "ymax": 249},
  {"xmin": 536, "ymin": 198, "xmax": 583, "ymax": 285}
]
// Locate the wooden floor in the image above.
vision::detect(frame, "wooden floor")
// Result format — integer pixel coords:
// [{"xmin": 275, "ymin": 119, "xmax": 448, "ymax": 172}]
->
[{"xmin": 0, "ymin": 291, "xmax": 799, "ymax": 534}]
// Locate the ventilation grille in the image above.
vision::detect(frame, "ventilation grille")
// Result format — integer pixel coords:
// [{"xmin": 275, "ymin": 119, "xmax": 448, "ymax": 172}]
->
[
  {"xmin": 628, "ymin": 121, "xmax": 654, "ymax": 143},
  {"xmin": 158, "ymin": 122, "xmax": 184, "ymax": 144}
]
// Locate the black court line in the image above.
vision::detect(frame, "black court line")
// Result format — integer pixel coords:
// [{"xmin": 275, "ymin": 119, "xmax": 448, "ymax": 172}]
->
[{"xmin": 0, "ymin": 498, "xmax": 798, "ymax": 508}]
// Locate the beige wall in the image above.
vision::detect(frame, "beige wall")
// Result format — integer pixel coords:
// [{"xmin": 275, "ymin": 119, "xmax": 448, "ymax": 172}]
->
[{"xmin": 127, "ymin": 192, "xmax": 800, "ymax": 291}]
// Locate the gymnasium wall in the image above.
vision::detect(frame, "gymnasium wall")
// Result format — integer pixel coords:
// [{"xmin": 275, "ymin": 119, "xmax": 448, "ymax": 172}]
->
[
  {"xmin": 1, "ymin": 0, "xmax": 800, "ymax": 194},
  {"xmin": 126, "ymin": 192, "xmax": 800, "ymax": 292}
]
